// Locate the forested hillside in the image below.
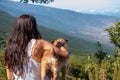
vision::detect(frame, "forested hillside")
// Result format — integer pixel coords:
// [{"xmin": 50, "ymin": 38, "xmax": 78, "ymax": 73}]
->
[{"xmin": 0, "ymin": 10, "xmax": 15, "ymax": 32}]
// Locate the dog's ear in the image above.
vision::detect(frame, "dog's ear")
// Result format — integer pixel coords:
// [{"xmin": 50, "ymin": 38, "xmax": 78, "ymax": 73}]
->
[
  {"xmin": 51, "ymin": 40, "xmax": 55, "ymax": 44},
  {"xmin": 65, "ymin": 39, "xmax": 68, "ymax": 43}
]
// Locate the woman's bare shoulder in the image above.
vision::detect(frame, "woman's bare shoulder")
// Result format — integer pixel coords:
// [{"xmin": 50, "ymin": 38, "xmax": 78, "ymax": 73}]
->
[
  {"xmin": 36, "ymin": 39, "xmax": 48, "ymax": 43},
  {"xmin": 36, "ymin": 39, "xmax": 53, "ymax": 48},
  {"xmin": 35, "ymin": 39, "xmax": 47, "ymax": 45}
]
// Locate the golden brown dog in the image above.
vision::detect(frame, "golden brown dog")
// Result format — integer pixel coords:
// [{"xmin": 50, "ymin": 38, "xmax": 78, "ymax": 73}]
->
[
  {"xmin": 52, "ymin": 38, "xmax": 68, "ymax": 80},
  {"xmin": 41, "ymin": 38, "xmax": 68, "ymax": 80}
]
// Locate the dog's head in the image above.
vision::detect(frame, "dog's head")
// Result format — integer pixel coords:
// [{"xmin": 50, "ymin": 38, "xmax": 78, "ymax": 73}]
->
[{"xmin": 51, "ymin": 38, "xmax": 68, "ymax": 49}]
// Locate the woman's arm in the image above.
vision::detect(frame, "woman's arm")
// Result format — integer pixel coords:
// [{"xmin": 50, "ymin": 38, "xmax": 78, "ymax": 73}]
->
[
  {"xmin": 6, "ymin": 66, "xmax": 14, "ymax": 80},
  {"xmin": 53, "ymin": 45, "xmax": 69, "ymax": 58},
  {"xmin": 42, "ymin": 39, "xmax": 69, "ymax": 58},
  {"xmin": 32, "ymin": 39, "xmax": 69, "ymax": 62}
]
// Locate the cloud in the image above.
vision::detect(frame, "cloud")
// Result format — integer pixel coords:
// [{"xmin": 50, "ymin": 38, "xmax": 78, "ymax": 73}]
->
[
  {"xmin": 45, "ymin": 0, "xmax": 120, "ymax": 10},
  {"xmin": 10, "ymin": 0, "xmax": 20, "ymax": 2},
  {"xmin": 77, "ymin": 9, "xmax": 120, "ymax": 14}
]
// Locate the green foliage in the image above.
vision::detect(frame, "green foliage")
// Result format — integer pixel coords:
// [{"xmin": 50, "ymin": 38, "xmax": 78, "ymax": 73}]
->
[
  {"xmin": 20, "ymin": 0, "xmax": 54, "ymax": 4},
  {"xmin": 0, "ymin": 49, "xmax": 7, "ymax": 80},
  {"xmin": 0, "ymin": 32, "xmax": 8, "ymax": 48},
  {"xmin": 0, "ymin": 32, "xmax": 7, "ymax": 80},
  {"xmin": 114, "ymin": 48, "xmax": 120, "ymax": 60},
  {"xmin": 106, "ymin": 20, "xmax": 120, "ymax": 47},
  {"xmin": 112, "ymin": 48, "xmax": 120, "ymax": 80},
  {"xmin": 105, "ymin": 20, "xmax": 120, "ymax": 80},
  {"xmin": 66, "ymin": 53, "xmax": 115, "ymax": 80},
  {"xmin": 94, "ymin": 42, "xmax": 107, "ymax": 64},
  {"xmin": 66, "ymin": 40, "xmax": 118, "ymax": 80},
  {"xmin": 67, "ymin": 56, "xmax": 88, "ymax": 79}
]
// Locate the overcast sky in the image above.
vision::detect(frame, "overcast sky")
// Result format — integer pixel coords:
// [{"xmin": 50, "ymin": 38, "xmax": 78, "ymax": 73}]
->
[{"xmin": 10, "ymin": 0, "xmax": 120, "ymax": 13}]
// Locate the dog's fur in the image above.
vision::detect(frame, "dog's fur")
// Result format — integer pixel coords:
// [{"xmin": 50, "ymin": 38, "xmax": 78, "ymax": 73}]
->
[{"xmin": 41, "ymin": 38, "xmax": 68, "ymax": 80}]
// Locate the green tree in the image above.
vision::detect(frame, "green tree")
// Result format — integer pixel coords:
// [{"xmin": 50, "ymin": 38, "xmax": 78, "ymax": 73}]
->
[
  {"xmin": 94, "ymin": 42, "xmax": 107, "ymax": 64},
  {"xmin": 106, "ymin": 20, "xmax": 120, "ymax": 47},
  {"xmin": 106, "ymin": 20, "xmax": 120, "ymax": 80},
  {"xmin": 20, "ymin": 0, "xmax": 54, "ymax": 4},
  {"xmin": 106, "ymin": 20, "xmax": 120, "ymax": 61},
  {"xmin": 0, "ymin": 31, "xmax": 7, "ymax": 80},
  {"xmin": 0, "ymin": 32, "xmax": 8, "ymax": 49}
]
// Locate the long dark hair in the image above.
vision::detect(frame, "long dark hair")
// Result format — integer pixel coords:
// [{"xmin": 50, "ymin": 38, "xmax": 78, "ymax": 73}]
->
[{"xmin": 4, "ymin": 14, "xmax": 41, "ymax": 76}]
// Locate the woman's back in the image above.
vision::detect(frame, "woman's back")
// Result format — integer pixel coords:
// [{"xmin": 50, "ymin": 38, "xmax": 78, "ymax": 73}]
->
[{"xmin": 14, "ymin": 39, "xmax": 41, "ymax": 80}]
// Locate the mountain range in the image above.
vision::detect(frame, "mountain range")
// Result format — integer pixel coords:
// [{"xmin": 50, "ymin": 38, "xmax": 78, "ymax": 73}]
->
[
  {"xmin": 76, "ymin": 9, "xmax": 120, "ymax": 17},
  {"xmin": 0, "ymin": 0, "xmax": 119, "ymax": 54}
]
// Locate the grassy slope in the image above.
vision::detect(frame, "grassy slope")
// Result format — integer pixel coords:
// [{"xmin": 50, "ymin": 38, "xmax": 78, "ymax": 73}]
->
[{"xmin": 0, "ymin": 10, "xmax": 97, "ymax": 56}]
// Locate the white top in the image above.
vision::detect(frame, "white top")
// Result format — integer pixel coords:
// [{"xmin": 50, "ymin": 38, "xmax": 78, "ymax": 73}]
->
[{"xmin": 13, "ymin": 39, "xmax": 49, "ymax": 80}]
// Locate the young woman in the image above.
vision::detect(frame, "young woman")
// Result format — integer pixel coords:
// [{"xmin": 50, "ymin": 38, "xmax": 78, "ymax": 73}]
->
[{"xmin": 4, "ymin": 14, "xmax": 69, "ymax": 80}]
